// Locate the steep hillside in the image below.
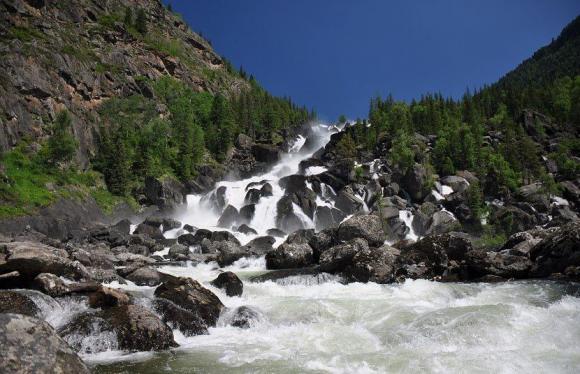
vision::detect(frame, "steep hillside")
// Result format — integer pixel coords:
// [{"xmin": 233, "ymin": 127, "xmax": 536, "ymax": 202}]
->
[{"xmin": 0, "ymin": 0, "xmax": 248, "ymax": 165}]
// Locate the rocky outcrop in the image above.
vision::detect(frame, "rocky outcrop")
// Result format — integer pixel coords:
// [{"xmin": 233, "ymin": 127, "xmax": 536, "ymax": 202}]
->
[
  {"xmin": 529, "ymin": 221, "xmax": 580, "ymax": 279},
  {"xmin": 0, "ymin": 313, "xmax": 90, "ymax": 374},
  {"xmin": 319, "ymin": 238, "xmax": 368, "ymax": 273},
  {"xmin": 266, "ymin": 242, "xmax": 314, "ymax": 269},
  {"xmin": 144, "ymin": 176, "xmax": 186, "ymax": 210},
  {"xmin": 337, "ymin": 214, "xmax": 386, "ymax": 247},
  {"xmin": 210, "ymin": 271, "xmax": 243, "ymax": 297},
  {"xmin": 346, "ymin": 245, "xmax": 400, "ymax": 283},
  {"xmin": 154, "ymin": 276, "xmax": 224, "ymax": 328}
]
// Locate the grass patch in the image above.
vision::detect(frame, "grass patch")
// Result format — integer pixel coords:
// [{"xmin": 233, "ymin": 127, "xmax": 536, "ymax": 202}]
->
[
  {"xmin": 0, "ymin": 145, "xmax": 130, "ymax": 219},
  {"xmin": 144, "ymin": 34, "xmax": 184, "ymax": 58},
  {"xmin": 8, "ymin": 26, "xmax": 45, "ymax": 42}
]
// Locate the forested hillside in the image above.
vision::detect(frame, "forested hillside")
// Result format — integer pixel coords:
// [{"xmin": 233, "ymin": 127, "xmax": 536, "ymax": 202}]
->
[{"xmin": 0, "ymin": 0, "xmax": 314, "ymax": 217}]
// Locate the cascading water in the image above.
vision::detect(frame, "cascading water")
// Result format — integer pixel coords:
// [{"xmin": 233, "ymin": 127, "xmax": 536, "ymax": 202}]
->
[{"xmin": 59, "ymin": 123, "xmax": 580, "ymax": 373}]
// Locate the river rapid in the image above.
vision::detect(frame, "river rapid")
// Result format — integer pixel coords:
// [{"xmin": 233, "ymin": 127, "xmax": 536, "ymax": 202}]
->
[{"xmin": 80, "ymin": 124, "xmax": 580, "ymax": 373}]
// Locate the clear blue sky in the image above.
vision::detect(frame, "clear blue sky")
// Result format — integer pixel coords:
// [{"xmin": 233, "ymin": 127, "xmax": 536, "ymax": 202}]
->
[{"xmin": 164, "ymin": 0, "xmax": 580, "ymax": 121}]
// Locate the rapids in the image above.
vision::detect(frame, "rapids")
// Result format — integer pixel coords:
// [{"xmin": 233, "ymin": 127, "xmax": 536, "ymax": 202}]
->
[{"xmin": 66, "ymin": 123, "xmax": 580, "ymax": 373}]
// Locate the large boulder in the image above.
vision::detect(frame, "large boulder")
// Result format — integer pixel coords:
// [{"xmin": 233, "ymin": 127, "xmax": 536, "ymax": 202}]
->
[
  {"xmin": 335, "ymin": 188, "xmax": 365, "ymax": 215},
  {"xmin": 168, "ymin": 243, "xmax": 189, "ymax": 260},
  {"xmin": 319, "ymin": 238, "xmax": 368, "ymax": 273},
  {"xmin": 265, "ymin": 242, "xmax": 314, "ymax": 269},
  {"xmin": 1, "ymin": 313, "xmax": 90, "ymax": 374},
  {"xmin": 440, "ymin": 176, "xmax": 469, "ymax": 194},
  {"xmin": 226, "ymin": 306, "xmax": 263, "ymax": 329},
  {"xmin": 252, "ymin": 143, "xmax": 281, "ymax": 163},
  {"xmin": 315, "ymin": 206, "xmax": 347, "ymax": 231},
  {"xmin": 144, "ymin": 176, "xmax": 185, "ymax": 210},
  {"xmin": 276, "ymin": 196, "xmax": 306, "ymax": 233},
  {"xmin": 529, "ymin": 221, "xmax": 580, "ymax": 279},
  {"xmin": 401, "ymin": 163, "xmax": 430, "ymax": 201},
  {"xmin": 33, "ymin": 273, "xmax": 70, "ymax": 297},
  {"xmin": 133, "ymin": 222, "xmax": 164, "ymax": 239},
  {"xmin": 59, "ymin": 305, "xmax": 177, "ymax": 353},
  {"xmin": 125, "ymin": 266, "xmax": 164, "ymax": 286},
  {"xmin": 210, "ymin": 271, "xmax": 243, "ymax": 297},
  {"xmin": 0, "ymin": 290, "xmax": 41, "ymax": 317},
  {"xmin": 154, "ymin": 276, "xmax": 224, "ymax": 328},
  {"xmin": 217, "ymin": 205, "xmax": 240, "ymax": 228},
  {"xmin": 153, "ymin": 298, "xmax": 208, "ymax": 336},
  {"xmin": 0, "ymin": 241, "xmax": 90, "ymax": 281},
  {"xmin": 345, "ymin": 245, "xmax": 400, "ymax": 283},
  {"xmin": 425, "ymin": 210, "xmax": 459, "ymax": 235},
  {"xmin": 463, "ymin": 250, "xmax": 532, "ymax": 280},
  {"xmin": 244, "ymin": 236, "xmax": 276, "ymax": 255},
  {"xmin": 337, "ymin": 215, "xmax": 386, "ymax": 247},
  {"xmin": 308, "ymin": 228, "xmax": 338, "ymax": 262}
]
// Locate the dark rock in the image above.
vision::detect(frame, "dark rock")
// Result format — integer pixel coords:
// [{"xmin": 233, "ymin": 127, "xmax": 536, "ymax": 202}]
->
[
  {"xmin": 125, "ymin": 266, "xmax": 163, "ymax": 286},
  {"xmin": 314, "ymin": 206, "xmax": 347, "ymax": 231},
  {"xmin": 335, "ymin": 188, "xmax": 365, "ymax": 214},
  {"xmin": 144, "ymin": 176, "xmax": 185, "ymax": 210},
  {"xmin": 252, "ymin": 143, "xmax": 281, "ymax": 163},
  {"xmin": 286, "ymin": 229, "xmax": 315, "ymax": 245},
  {"xmin": 401, "ymin": 163, "xmax": 430, "ymax": 201},
  {"xmin": 0, "ymin": 313, "xmax": 90, "ymax": 373},
  {"xmin": 236, "ymin": 224, "xmax": 258, "ymax": 235},
  {"xmin": 319, "ymin": 238, "xmax": 368, "ymax": 273},
  {"xmin": 112, "ymin": 219, "xmax": 132, "ymax": 235},
  {"xmin": 210, "ymin": 271, "xmax": 243, "ymax": 297},
  {"xmin": 491, "ymin": 205, "xmax": 538, "ymax": 234},
  {"xmin": 425, "ymin": 211, "xmax": 459, "ymax": 235},
  {"xmin": 0, "ymin": 290, "xmax": 41, "ymax": 317},
  {"xmin": 211, "ymin": 231, "xmax": 241, "ymax": 245},
  {"xmin": 60, "ymin": 305, "xmax": 177, "ymax": 352},
  {"xmin": 133, "ymin": 222, "xmax": 164, "ymax": 240},
  {"xmin": 260, "ymin": 183, "xmax": 273, "ymax": 197},
  {"xmin": 154, "ymin": 276, "xmax": 224, "ymax": 328},
  {"xmin": 267, "ymin": 228, "xmax": 286, "ymax": 238},
  {"xmin": 245, "ymin": 188, "xmax": 262, "ymax": 204},
  {"xmin": 337, "ymin": 215, "xmax": 386, "ymax": 247},
  {"xmin": 239, "ymin": 204, "xmax": 256, "ymax": 223},
  {"xmin": 217, "ymin": 205, "xmax": 240, "ymax": 228},
  {"xmin": 250, "ymin": 267, "xmax": 321, "ymax": 283},
  {"xmin": 162, "ymin": 218, "xmax": 182, "ymax": 231},
  {"xmin": 168, "ymin": 244, "xmax": 189, "ymax": 260},
  {"xmin": 178, "ymin": 229, "xmax": 212, "ymax": 246},
  {"xmin": 183, "ymin": 224, "xmax": 196, "ymax": 233},
  {"xmin": 309, "ymin": 228, "xmax": 338, "ymax": 262},
  {"xmin": 153, "ymin": 298, "xmax": 208, "ymax": 336},
  {"xmin": 346, "ymin": 245, "xmax": 400, "ymax": 283},
  {"xmin": 276, "ymin": 196, "xmax": 306, "ymax": 233},
  {"xmin": 244, "ymin": 236, "xmax": 276, "ymax": 255},
  {"xmin": 266, "ymin": 242, "xmax": 314, "ymax": 269},
  {"xmin": 440, "ymin": 176, "xmax": 470, "ymax": 194},
  {"xmin": 530, "ymin": 221, "xmax": 580, "ymax": 279},
  {"xmin": 228, "ymin": 306, "xmax": 262, "ymax": 328},
  {"xmin": 464, "ymin": 250, "xmax": 532, "ymax": 279}
]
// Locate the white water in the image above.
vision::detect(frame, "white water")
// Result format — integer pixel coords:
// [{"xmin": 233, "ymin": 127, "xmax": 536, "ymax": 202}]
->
[
  {"xmin": 25, "ymin": 123, "xmax": 578, "ymax": 373},
  {"xmin": 91, "ymin": 259, "xmax": 580, "ymax": 373}
]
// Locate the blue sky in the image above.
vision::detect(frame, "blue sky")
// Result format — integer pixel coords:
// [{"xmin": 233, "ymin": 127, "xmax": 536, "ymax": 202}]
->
[{"xmin": 164, "ymin": 1, "xmax": 580, "ymax": 121}]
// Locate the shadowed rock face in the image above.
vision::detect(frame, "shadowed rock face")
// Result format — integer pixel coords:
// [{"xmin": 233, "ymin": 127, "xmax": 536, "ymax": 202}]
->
[{"xmin": 0, "ymin": 313, "xmax": 90, "ymax": 374}]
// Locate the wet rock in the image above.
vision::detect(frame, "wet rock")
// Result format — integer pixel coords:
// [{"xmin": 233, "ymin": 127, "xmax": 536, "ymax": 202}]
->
[
  {"xmin": 111, "ymin": 219, "xmax": 132, "ymax": 235},
  {"xmin": 162, "ymin": 218, "xmax": 182, "ymax": 231},
  {"xmin": 214, "ymin": 241, "xmax": 247, "ymax": 267},
  {"xmin": 346, "ymin": 245, "xmax": 400, "ymax": 283},
  {"xmin": 153, "ymin": 298, "xmax": 208, "ymax": 336},
  {"xmin": 464, "ymin": 250, "xmax": 532, "ymax": 279},
  {"xmin": 154, "ymin": 276, "xmax": 224, "ymax": 328},
  {"xmin": 266, "ymin": 242, "xmax": 314, "ymax": 269},
  {"xmin": 210, "ymin": 271, "xmax": 243, "ymax": 297},
  {"xmin": 314, "ymin": 206, "xmax": 347, "ymax": 231},
  {"xmin": 236, "ymin": 224, "xmax": 258, "ymax": 236},
  {"xmin": 239, "ymin": 204, "xmax": 256, "ymax": 223},
  {"xmin": 319, "ymin": 238, "xmax": 368, "ymax": 273},
  {"xmin": 337, "ymin": 215, "xmax": 386, "ymax": 247},
  {"xmin": 211, "ymin": 231, "xmax": 241, "ymax": 245},
  {"xmin": 530, "ymin": 221, "xmax": 580, "ymax": 279},
  {"xmin": 267, "ymin": 228, "xmax": 287, "ymax": 238},
  {"xmin": 88, "ymin": 286, "xmax": 131, "ymax": 308},
  {"xmin": 335, "ymin": 188, "xmax": 365, "ymax": 214},
  {"xmin": 183, "ymin": 224, "xmax": 196, "ymax": 233},
  {"xmin": 217, "ymin": 205, "xmax": 240, "ymax": 228},
  {"xmin": 490, "ymin": 205, "xmax": 538, "ymax": 234},
  {"xmin": 425, "ymin": 211, "xmax": 459, "ymax": 235},
  {"xmin": 168, "ymin": 244, "xmax": 189, "ymax": 260},
  {"xmin": 178, "ymin": 229, "xmax": 212, "ymax": 246},
  {"xmin": 309, "ymin": 228, "xmax": 338, "ymax": 262},
  {"xmin": 125, "ymin": 266, "xmax": 163, "ymax": 286},
  {"xmin": 0, "ymin": 241, "xmax": 90, "ymax": 281},
  {"xmin": 228, "ymin": 306, "xmax": 262, "ymax": 328},
  {"xmin": 60, "ymin": 305, "xmax": 177, "ymax": 352},
  {"xmin": 260, "ymin": 182, "xmax": 273, "ymax": 197},
  {"xmin": 133, "ymin": 222, "xmax": 164, "ymax": 239},
  {"xmin": 440, "ymin": 176, "xmax": 469, "ymax": 194},
  {"xmin": 244, "ymin": 236, "xmax": 276, "ymax": 255},
  {"xmin": 252, "ymin": 143, "xmax": 281, "ymax": 163},
  {"xmin": 1, "ymin": 313, "xmax": 90, "ymax": 373},
  {"xmin": 33, "ymin": 273, "xmax": 70, "ymax": 297},
  {"xmin": 245, "ymin": 188, "xmax": 262, "ymax": 204},
  {"xmin": 126, "ymin": 244, "xmax": 150, "ymax": 256},
  {"xmin": 250, "ymin": 267, "xmax": 322, "ymax": 282},
  {"xmin": 0, "ymin": 290, "xmax": 41, "ymax": 317},
  {"xmin": 516, "ymin": 183, "xmax": 550, "ymax": 213},
  {"xmin": 276, "ymin": 196, "xmax": 306, "ymax": 233},
  {"xmin": 286, "ymin": 229, "xmax": 315, "ymax": 245}
]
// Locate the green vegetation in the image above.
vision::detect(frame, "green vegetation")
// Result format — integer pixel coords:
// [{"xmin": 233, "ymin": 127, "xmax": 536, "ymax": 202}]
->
[
  {"xmin": 135, "ymin": 8, "xmax": 148, "ymax": 35},
  {"xmin": 7, "ymin": 26, "xmax": 45, "ymax": 42},
  {"xmin": 40, "ymin": 111, "xmax": 77, "ymax": 167}
]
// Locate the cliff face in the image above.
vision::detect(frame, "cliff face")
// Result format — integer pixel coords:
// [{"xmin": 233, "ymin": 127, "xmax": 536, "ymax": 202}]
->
[{"xmin": 0, "ymin": 0, "xmax": 248, "ymax": 166}]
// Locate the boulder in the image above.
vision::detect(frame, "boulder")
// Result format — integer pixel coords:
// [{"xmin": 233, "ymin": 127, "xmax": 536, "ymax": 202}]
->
[
  {"xmin": 154, "ymin": 276, "xmax": 224, "ymax": 328},
  {"xmin": 239, "ymin": 204, "xmax": 256, "ymax": 223},
  {"xmin": 337, "ymin": 215, "xmax": 386, "ymax": 247},
  {"xmin": 265, "ymin": 242, "xmax": 314, "ymax": 269},
  {"xmin": 529, "ymin": 221, "xmax": 580, "ymax": 279},
  {"xmin": 144, "ymin": 176, "xmax": 185, "ymax": 210},
  {"xmin": 335, "ymin": 188, "xmax": 365, "ymax": 214},
  {"xmin": 227, "ymin": 306, "xmax": 262, "ymax": 328},
  {"xmin": 314, "ymin": 206, "xmax": 346, "ymax": 231},
  {"xmin": 308, "ymin": 228, "xmax": 338, "ymax": 262},
  {"xmin": 217, "ymin": 205, "xmax": 240, "ymax": 228},
  {"xmin": 425, "ymin": 210, "xmax": 459, "ymax": 235},
  {"xmin": 88, "ymin": 286, "xmax": 131, "ymax": 308},
  {"xmin": 153, "ymin": 298, "xmax": 208, "ymax": 336},
  {"xmin": 275, "ymin": 196, "xmax": 306, "ymax": 233},
  {"xmin": 346, "ymin": 245, "xmax": 400, "ymax": 283},
  {"xmin": 440, "ymin": 176, "xmax": 469, "ymax": 194},
  {"xmin": 267, "ymin": 228, "xmax": 287, "ymax": 238},
  {"xmin": 33, "ymin": 273, "xmax": 70, "ymax": 297},
  {"xmin": 0, "ymin": 290, "xmax": 41, "ymax": 317},
  {"xmin": 401, "ymin": 163, "xmax": 430, "ymax": 201},
  {"xmin": 210, "ymin": 271, "xmax": 243, "ymax": 297},
  {"xmin": 168, "ymin": 244, "xmax": 189, "ymax": 260},
  {"xmin": 1, "ymin": 313, "xmax": 90, "ymax": 373},
  {"xmin": 319, "ymin": 238, "xmax": 368, "ymax": 273},
  {"xmin": 286, "ymin": 229, "xmax": 315, "ymax": 245},
  {"xmin": 260, "ymin": 182, "xmax": 273, "ymax": 197},
  {"xmin": 59, "ymin": 305, "xmax": 177, "ymax": 353},
  {"xmin": 252, "ymin": 143, "xmax": 281, "ymax": 163},
  {"xmin": 236, "ymin": 224, "xmax": 258, "ymax": 236},
  {"xmin": 178, "ymin": 229, "xmax": 212, "ymax": 246},
  {"xmin": 0, "ymin": 241, "xmax": 90, "ymax": 281},
  {"xmin": 245, "ymin": 188, "xmax": 262, "ymax": 204},
  {"xmin": 464, "ymin": 250, "xmax": 532, "ymax": 280},
  {"xmin": 125, "ymin": 266, "xmax": 163, "ymax": 286},
  {"xmin": 244, "ymin": 236, "xmax": 276, "ymax": 255},
  {"xmin": 162, "ymin": 218, "xmax": 182, "ymax": 231}
]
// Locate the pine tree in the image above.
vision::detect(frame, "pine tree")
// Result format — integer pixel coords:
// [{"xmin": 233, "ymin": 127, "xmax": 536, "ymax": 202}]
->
[
  {"xmin": 44, "ymin": 111, "xmax": 77, "ymax": 167},
  {"xmin": 123, "ymin": 7, "xmax": 133, "ymax": 27},
  {"xmin": 135, "ymin": 8, "xmax": 147, "ymax": 35}
]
